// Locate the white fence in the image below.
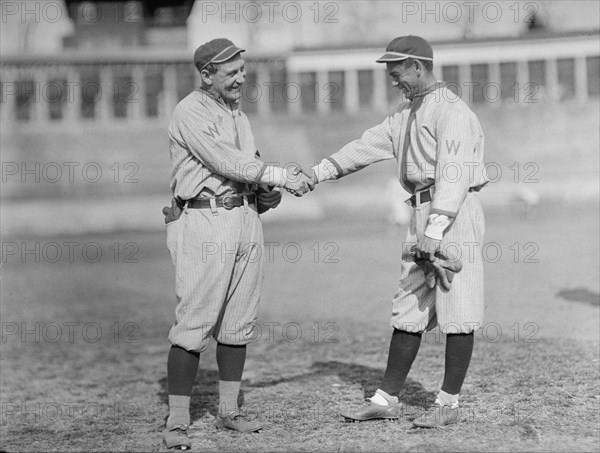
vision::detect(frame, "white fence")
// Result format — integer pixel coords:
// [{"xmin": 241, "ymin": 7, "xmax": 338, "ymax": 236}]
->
[{"xmin": 1, "ymin": 32, "xmax": 598, "ymax": 125}]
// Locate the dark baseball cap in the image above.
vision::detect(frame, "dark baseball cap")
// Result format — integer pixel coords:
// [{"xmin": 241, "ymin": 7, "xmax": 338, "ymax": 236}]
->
[
  {"xmin": 194, "ymin": 38, "xmax": 245, "ymax": 71},
  {"xmin": 376, "ymin": 36, "xmax": 433, "ymax": 63}
]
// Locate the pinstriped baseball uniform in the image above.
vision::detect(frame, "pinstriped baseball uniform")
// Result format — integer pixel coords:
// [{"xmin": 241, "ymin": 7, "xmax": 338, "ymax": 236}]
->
[
  {"xmin": 316, "ymin": 83, "xmax": 488, "ymax": 333},
  {"xmin": 169, "ymin": 89, "xmax": 266, "ymax": 200},
  {"xmin": 166, "ymin": 88, "xmax": 266, "ymax": 352}
]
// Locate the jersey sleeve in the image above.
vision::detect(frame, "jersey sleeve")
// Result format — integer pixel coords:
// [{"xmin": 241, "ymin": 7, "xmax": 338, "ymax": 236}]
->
[
  {"xmin": 317, "ymin": 115, "xmax": 395, "ymax": 182},
  {"xmin": 431, "ymin": 108, "xmax": 481, "ymax": 217},
  {"xmin": 169, "ymin": 102, "xmax": 266, "ymax": 184}
]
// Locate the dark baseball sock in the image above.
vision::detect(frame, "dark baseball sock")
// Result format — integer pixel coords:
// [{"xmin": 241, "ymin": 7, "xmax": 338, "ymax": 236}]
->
[
  {"xmin": 441, "ymin": 332, "xmax": 474, "ymax": 395},
  {"xmin": 167, "ymin": 344, "xmax": 200, "ymax": 396},
  {"xmin": 379, "ymin": 329, "xmax": 423, "ymax": 396},
  {"xmin": 166, "ymin": 345, "xmax": 200, "ymax": 429},
  {"xmin": 216, "ymin": 343, "xmax": 247, "ymax": 416},
  {"xmin": 216, "ymin": 343, "xmax": 247, "ymax": 381}
]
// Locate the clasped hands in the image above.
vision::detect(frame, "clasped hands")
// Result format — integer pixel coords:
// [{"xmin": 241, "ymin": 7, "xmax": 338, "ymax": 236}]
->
[{"xmin": 283, "ymin": 165, "xmax": 317, "ymax": 197}]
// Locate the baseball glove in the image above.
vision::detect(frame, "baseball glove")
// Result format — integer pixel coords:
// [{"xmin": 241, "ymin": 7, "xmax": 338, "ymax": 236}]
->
[{"xmin": 410, "ymin": 245, "xmax": 463, "ymax": 292}]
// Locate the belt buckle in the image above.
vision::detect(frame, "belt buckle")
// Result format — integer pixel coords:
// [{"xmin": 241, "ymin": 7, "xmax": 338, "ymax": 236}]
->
[
  {"xmin": 417, "ymin": 188, "xmax": 431, "ymax": 206},
  {"xmin": 221, "ymin": 195, "xmax": 235, "ymax": 210}
]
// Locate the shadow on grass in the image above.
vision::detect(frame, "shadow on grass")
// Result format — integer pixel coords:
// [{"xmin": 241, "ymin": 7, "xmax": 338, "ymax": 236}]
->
[
  {"xmin": 248, "ymin": 361, "xmax": 435, "ymax": 408},
  {"xmin": 157, "ymin": 360, "xmax": 435, "ymax": 425}
]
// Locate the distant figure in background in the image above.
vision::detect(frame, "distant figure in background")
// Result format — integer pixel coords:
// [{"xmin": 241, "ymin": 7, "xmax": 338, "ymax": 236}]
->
[
  {"xmin": 301, "ymin": 36, "xmax": 489, "ymax": 429},
  {"xmin": 512, "ymin": 187, "xmax": 541, "ymax": 219},
  {"xmin": 161, "ymin": 38, "xmax": 312, "ymax": 450}
]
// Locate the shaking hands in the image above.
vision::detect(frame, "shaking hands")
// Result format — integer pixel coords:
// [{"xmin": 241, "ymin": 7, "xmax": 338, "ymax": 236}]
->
[{"xmin": 283, "ymin": 165, "xmax": 318, "ymax": 197}]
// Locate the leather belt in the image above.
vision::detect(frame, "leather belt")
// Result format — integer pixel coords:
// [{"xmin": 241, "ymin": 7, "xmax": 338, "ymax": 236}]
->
[
  {"xmin": 187, "ymin": 194, "xmax": 256, "ymax": 210},
  {"xmin": 407, "ymin": 188, "xmax": 432, "ymax": 207},
  {"xmin": 407, "ymin": 186, "xmax": 479, "ymax": 208}
]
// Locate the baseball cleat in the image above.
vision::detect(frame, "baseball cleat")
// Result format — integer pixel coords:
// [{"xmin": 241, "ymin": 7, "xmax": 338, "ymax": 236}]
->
[
  {"xmin": 412, "ymin": 402, "xmax": 459, "ymax": 428},
  {"xmin": 339, "ymin": 399, "xmax": 400, "ymax": 421},
  {"xmin": 215, "ymin": 411, "xmax": 263, "ymax": 433},
  {"xmin": 164, "ymin": 425, "xmax": 192, "ymax": 450}
]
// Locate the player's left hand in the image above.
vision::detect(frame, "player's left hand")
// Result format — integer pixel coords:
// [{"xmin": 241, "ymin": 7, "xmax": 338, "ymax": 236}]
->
[
  {"xmin": 416, "ymin": 235, "xmax": 441, "ymax": 262},
  {"xmin": 257, "ymin": 187, "xmax": 282, "ymax": 214},
  {"xmin": 163, "ymin": 198, "xmax": 183, "ymax": 224},
  {"xmin": 410, "ymin": 245, "xmax": 463, "ymax": 292}
]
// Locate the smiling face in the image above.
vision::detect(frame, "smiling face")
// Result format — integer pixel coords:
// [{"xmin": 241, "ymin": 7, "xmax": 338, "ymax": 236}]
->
[
  {"xmin": 387, "ymin": 59, "xmax": 424, "ymax": 100},
  {"xmin": 203, "ymin": 55, "xmax": 246, "ymax": 105}
]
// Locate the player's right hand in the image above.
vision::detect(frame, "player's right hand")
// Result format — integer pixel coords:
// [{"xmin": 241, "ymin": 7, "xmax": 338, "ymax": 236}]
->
[
  {"xmin": 283, "ymin": 166, "xmax": 313, "ymax": 196},
  {"xmin": 296, "ymin": 166, "xmax": 317, "ymax": 191}
]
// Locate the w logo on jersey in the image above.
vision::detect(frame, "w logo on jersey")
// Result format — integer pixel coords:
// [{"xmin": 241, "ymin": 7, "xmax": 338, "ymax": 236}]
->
[
  {"xmin": 445, "ymin": 139, "xmax": 461, "ymax": 155},
  {"xmin": 203, "ymin": 122, "xmax": 221, "ymax": 139}
]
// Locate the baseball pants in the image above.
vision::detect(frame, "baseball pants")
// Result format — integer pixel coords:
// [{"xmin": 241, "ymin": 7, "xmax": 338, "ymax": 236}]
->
[
  {"xmin": 391, "ymin": 191, "xmax": 485, "ymax": 334},
  {"xmin": 166, "ymin": 202, "xmax": 264, "ymax": 353}
]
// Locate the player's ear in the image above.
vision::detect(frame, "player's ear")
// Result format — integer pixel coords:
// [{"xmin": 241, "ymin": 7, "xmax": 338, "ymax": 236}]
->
[
  {"xmin": 413, "ymin": 60, "xmax": 422, "ymax": 76},
  {"xmin": 200, "ymin": 69, "xmax": 213, "ymax": 86}
]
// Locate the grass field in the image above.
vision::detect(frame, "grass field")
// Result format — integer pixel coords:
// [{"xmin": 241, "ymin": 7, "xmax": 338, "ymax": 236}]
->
[
  {"xmin": 1, "ymin": 199, "xmax": 599, "ymax": 452},
  {"xmin": 1, "ymin": 97, "xmax": 599, "ymax": 451}
]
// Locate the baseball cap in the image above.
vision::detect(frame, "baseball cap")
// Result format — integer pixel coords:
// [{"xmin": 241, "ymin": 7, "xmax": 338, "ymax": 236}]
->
[
  {"xmin": 376, "ymin": 36, "xmax": 433, "ymax": 63},
  {"xmin": 194, "ymin": 38, "xmax": 245, "ymax": 72}
]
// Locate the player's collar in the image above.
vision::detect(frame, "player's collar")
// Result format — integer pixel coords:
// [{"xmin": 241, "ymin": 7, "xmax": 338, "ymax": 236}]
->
[
  {"xmin": 196, "ymin": 88, "xmax": 241, "ymax": 113},
  {"xmin": 197, "ymin": 87, "xmax": 220, "ymax": 101},
  {"xmin": 412, "ymin": 81, "xmax": 445, "ymax": 98},
  {"xmin": 196, "ymin": 87, "xmax": 226, "ymax": 109}
]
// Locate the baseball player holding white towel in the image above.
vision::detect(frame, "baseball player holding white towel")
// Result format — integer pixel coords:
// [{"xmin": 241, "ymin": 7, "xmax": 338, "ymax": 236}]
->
[{"xmin": 304, "ymin": 36, "xmax": 489, "ymax": 428}]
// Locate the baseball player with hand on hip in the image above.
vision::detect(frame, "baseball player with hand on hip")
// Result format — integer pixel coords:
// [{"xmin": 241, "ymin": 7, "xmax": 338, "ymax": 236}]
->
[
  {"xmin": 161, "ymin": 38, "xmax": 313, "ymax": 450},
  {"xmin": 302, "ymin": 36, "xmax": 489, "ymax": 428}
]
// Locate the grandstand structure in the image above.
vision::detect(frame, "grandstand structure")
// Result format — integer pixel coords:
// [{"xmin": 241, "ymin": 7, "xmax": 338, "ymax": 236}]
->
[{"xmin": 0, "ymin": 0, "xmax": 598, "ymax": 125}]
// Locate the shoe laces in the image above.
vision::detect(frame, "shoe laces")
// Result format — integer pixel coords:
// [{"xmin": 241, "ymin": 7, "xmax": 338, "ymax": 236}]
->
[{"xmin": 225, "ymin": 410, "xmax": 248, "ymax": 421}]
